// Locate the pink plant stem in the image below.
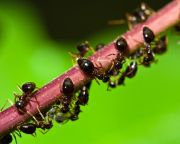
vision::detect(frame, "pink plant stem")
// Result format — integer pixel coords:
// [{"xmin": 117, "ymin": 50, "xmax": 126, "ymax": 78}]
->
[{"xmin": 0, "ymin": 0, "xmax": 179, "ymax": 136}]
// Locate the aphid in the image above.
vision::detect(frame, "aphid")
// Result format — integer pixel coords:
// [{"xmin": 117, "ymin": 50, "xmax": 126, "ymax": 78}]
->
[
  {"xmin": 78, "ymin": 86, "xmax": 89, "ymax": 106},
  {"xmin": 19, "ymin": 123, "xmax": 36, "ymax": 135},
  {"xmin": 0, "ymin": 134, "xmax": 13, "ymax": 144},
  {"xmin": 125, "ymin": 61, "xmax": 138, "ymax": 78},
  {"xmin": 95, "ymin": 43, "xmax": 105, "ymax": 51},
  {"xmin": 70, "ymin": 102, "xmax": 81, "ymax": 121},
  {"xmin": 153, "ymin": 35, "xmax": 167, "ymax": 54},
  {"xmin": 54, "ymin": 112, "xmax": 68, "ymax": 123},
  {"xmin": 15, "ymin": 82, "xmax": 36, "ymax": 113},
  {"xmin": 76, "ymin": 41, "xmax": 90, "ymax": 57}
]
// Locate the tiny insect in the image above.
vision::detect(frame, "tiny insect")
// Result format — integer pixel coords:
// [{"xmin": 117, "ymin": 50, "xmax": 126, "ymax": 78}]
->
[
  {"xmin": 143, "ymin": 26, "xmax": 155, "ymax": 44},
  {"xmin": 126, "ymin": 3, "xmax": 154, "ymax": 29},
  {"xmin": 60, "ymin": 78, "xmax": 74, "ymax": 113},
  {"xmin": 70, "ymin": 102, "xmax": 81, "ymax": 121},
  {"xmin": 95, "ymin": 43, "xmax": 105, "ymax": 51},
  {"xmin": 18, "ymin": 123, "xmax": 36, "ymax": 135},
  {"xmin": 76, "ymin": 41, "xmax": 90, "ymax": 57},
  {"xmin": 78, "ymin": 86, "xmax": 89, "ymax": 106},
  {"xmin": 142, "ymin": 27, "xmax": 155, "ymax": 66},
  {"xmin": 0, "ymin": 133, "xmax": 17, "ymax": 144},
  {"xmin": 153, "ymin": 35, "xmax": 167, "ymax": 54},
  {"xmin": 0, "ymin": 134, "xmax": 13, "ymax": 144},
  {"xmin": 30, "ymin": 107, "xmax": 53, "ymax": 133},
  {"xmin": 15, "ymin": 82, "xmax": 36, "ymax": 113},
  {"xmin": 125, "ymin": 61, "xmax": 138, "ymax": 78},
  {"xmin": 115, "ymin": 37, "xmax": 128, "ymax": 53},
  {"xmin": 62, "ymin": 78, "xmax": 74, "ymax": 95}
]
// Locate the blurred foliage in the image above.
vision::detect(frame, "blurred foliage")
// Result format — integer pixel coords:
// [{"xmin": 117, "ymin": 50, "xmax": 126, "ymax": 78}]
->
[{"xmin": 0, "ymin": 2, "xmax": 180, "ymax": 144}]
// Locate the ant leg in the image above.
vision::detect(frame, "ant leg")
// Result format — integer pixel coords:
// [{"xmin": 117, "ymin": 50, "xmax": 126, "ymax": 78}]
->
[
  {"xmin": 68, "ymin": 52, "xmax": 79, "ymax": 65},
  {"xmin": 108, "ymin": 19, "xmax": 126, "ymax": 25},
  {"xmin": 125, "ymin": 13, "xmax": 133, "ymax": 30},
  {"xmin": 12, "ymin": 132, "xmax": 18, "ymax": 144},
  {"xmin": 36, "ymin": 106, "xmax": 45, "ymax": 120},
  {"xmin": 17, "ymin": 85, "xmax": 23, "ymax": 93},
  {"xmin": 26, "ymin": 110, "xmax": 40, "ymax": 125},
  {"xmin": 14, "ymin": 130, "xmax": 21, "ymax": 138},
  {"xmin": 1, "ymin": 99, "xmax": 14, "ymax": 111}
]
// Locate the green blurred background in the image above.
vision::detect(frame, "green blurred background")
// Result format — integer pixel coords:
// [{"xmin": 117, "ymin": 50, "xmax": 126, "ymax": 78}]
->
[{"xmin": 0, "ymin": 0, "xmax": 180, "ymax": 144}]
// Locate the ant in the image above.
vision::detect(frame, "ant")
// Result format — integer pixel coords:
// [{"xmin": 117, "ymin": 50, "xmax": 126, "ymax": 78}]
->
[
  {"xmin": 60, "ymin": 77, "xmax": 74, "ymax": 113},
  {"xmin": 78, "ymin": 86, "xmax": 89, "ymax": 106},
  {"xmin": 95, "ymin": 43, "xmax": 105, "ymax": 51},
  {"xmin": 26, "ymin": 107, "xmax": 53, "ymax": 134},
  {"xmin": 106, "ymin": 37, "xmax": 128, "ymax": 86},
  {"xmin": 126, "ymin": 3, "xmax": 154, "ymax": 29},
  {"xmin": 153, "ymin": 35, "xmax": 167, "ymax": 54},
  {"xmin": 108, "ymin": 3, "xmax": 154, "ymax": 29},
  {"xmin": 141, "ymin": 26, "xmax": 155, "ymax": 66},
  {"xmin": 77, "ymin": 81, "xmax": 92, "ymax": 105},
  {"xmin": 76, "ymin": 41, "xmax": 90, "ymax": 57},
  {"xmin": 18, "ymin": 123, "xmax": 37, "ymax": 135},
  {"xmin": 77, "ymin": 57, "xmax": 102, "ymax": 85},
  {"xmin": 14, "ymin": 82, "xmax": 37, "ymax": 113},
  {"xmin": 125, "ymin": 61, "xmax": 138, "ymax": 78},
  {"xmin": 0, "ymin": 134, "xmax": 13, "ymax": 144}
]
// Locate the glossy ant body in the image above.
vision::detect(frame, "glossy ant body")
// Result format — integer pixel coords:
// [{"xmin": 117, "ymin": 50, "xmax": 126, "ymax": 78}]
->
[
  {"xmin": 0, "ymin": 134, "xmax": 13, "ymax": 144},
  {"xmin": 141, "ymin": 27, "xmax": 155, "ymax": 66},
  {"xmin": 60, "ymin": 78, "xmax": 74, "ymax": 113},
  {"xmin": 15, "ymin": 82, "xmax": 36, "ymax": 113}
]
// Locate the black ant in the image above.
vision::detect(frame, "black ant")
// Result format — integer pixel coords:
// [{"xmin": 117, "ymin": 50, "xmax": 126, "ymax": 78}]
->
[
  {"xmin": 0, "ymin": 134, "xmax": 13, "ymax": 144},
  {"xmin": 153, "ymin": 35, "xmax": 167, "ymax": 54},
  {"xmin": 76, "ymin": 41, "xmax": 90, "ymax": 57},
  {"xmin": 126, "ymin": 3, "xmax": 154, "ymax": 29},
  {"xmin": 14, "ymin": 82, "xmax": 36, "ymax": 113},
  {"xmin": 108, "ymin": 3, "xmax": 154, "ymax": 29},
  {"xmin": 141, "ymin": 26, "xmax": 155, "ymax": 66},
  {"xmin": 125, "ymin": 61, "xmax": 138, "ymax": 78},
  {"xmin": 95, "ymin": 43, "xmax": 105, "ymax": 51},
  {"xmin": 0, "ymin": 127, "xmax": 17, "ymax": 144},
  {"xmin": 27, "ymin": 107, "xmax": 53, "ymax": 134},
  {"xmin": 60, "ymin": 78, "xmax": 74, "ymax": 113},
  {"xmin": 78, "ymin": 86, "xmax": 89, "ymax": 106}
]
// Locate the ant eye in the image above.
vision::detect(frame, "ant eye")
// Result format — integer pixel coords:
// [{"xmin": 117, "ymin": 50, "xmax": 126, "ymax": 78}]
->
[
  {"xmin": 115, "ymin": 37, "xmax": 128, "ymax": 53},
  {"xmin": 143, "ymin": 26, "xmax": 155, "ymax": 43},
  {"xmin": 62, "ymin": 78, "xmax": 74, "ymax": 95}
]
